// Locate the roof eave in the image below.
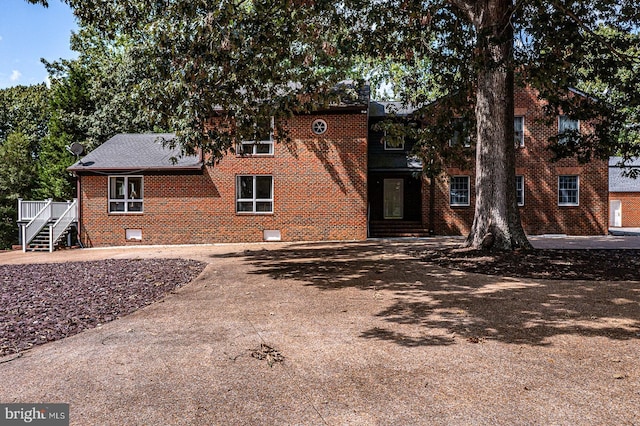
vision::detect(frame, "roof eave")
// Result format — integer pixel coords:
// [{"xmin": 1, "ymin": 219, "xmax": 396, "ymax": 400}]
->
[{"xmin": 67, "ymin": 163, "xmax": 204, "ymax": 173}]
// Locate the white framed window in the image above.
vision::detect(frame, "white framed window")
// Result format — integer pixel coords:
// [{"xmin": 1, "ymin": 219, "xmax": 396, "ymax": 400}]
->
[
  {"xmin": 514, "ymin": 116, "xmax": 525, "ymax": 147},
  {"xmin": 449, "ymin": 118, "xmax": 471, "ymax": 147},
  {"xmin": 383, "ymin": 131, "xmax": 405, "ymax": 151},
  {"xmin": 312, "ymin": 119, "xmax": 328, "ymax": 135},
  {"xmin": 450, "ymin": 176, "xmax": 470, "ymax": 206},
  {"xmin": 238, "ymin": 140, "xmax": 274, "ymax": 155},
  {"xmin": 238, "ymin": 117, "xmax": 274, "ymax": 155},
  {"xmin": 236, "ymin": 175, "xmax": 273, "ymax": 213},
  {"xmin": 559, "ymin": 115, "xmax": 579, "ymax": 144},
  {"xmin": 515, "ymin": 175, "xmax": 524, "ymax": 206},
  {"xmin": 558, "ymin": 175, "xmax": 579, "ymax": 206},
  {"xmin": 109, "ymin": 176, "xmax": 143, "ymax": 213}
]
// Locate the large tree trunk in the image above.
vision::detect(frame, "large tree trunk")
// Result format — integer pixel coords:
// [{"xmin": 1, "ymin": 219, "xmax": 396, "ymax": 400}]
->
[{"xmin": 454, "ymin": 0, "xmax": 532, "ymax": 251}]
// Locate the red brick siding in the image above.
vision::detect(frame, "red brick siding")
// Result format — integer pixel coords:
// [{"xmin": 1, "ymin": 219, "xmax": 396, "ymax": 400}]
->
[
  {"xmin": 609, "ymin": 193, "xmax": 640, "ymax": 227},
  {"xmin": 421, "ymin": 86, "xmax": 609, "ymax": 236},
  {"xmin": 79, "ymin": 113, "xmax": 368, "ymax": 247}
]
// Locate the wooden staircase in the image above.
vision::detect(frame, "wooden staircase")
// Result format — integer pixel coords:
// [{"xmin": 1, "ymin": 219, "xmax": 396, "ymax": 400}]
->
[
  {"xmin": 369, "ymin": 220, "xmax": 432, "ymax": 238},
  {"xmin": 26, "ymin": 225, "xmax": 74, "ymax": 252}
]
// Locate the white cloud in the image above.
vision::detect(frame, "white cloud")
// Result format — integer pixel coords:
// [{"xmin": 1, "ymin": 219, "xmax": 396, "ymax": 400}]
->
[
  {"xmin": 10, "ymin": 70, "xmax": 22, "ymax": 82},
  {"xmin": 0, "ymin": 35, "xmax": 3, "ymax": 42}
]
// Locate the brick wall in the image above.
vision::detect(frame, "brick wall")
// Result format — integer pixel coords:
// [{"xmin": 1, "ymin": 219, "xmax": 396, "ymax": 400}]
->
[
  {"xmin": 78, "ymin": 112, "xmax": 368, "ymax": 247},
  {"xmin": 609, "ymin": 193, "xmax": 640, "ymax": 227},
  {"xmin": 422, "ymin": 85, "xmax": 609, "ymax": 236}
]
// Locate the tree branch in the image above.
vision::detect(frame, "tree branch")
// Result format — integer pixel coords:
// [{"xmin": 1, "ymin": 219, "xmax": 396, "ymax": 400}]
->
[{"xmin": 549, "ymin": 0, "xmax": 640, "ymax": 63}]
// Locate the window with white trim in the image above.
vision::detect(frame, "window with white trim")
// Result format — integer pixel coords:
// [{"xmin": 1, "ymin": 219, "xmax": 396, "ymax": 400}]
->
[
  {"xmin": 450, "ymin": 176, "xmax": 470, "ymax": 206},
  {"xmin": 559, "ymin": 115, "xmax": 579, "ymax": 144},
  {"xmin": 237, "ymin": 117, "xmax": 274, "ymax": 155},
  {"xmin": 383, "ymin": 131, "xmax": 405, "ymax": 151},
  {"xmin": 449, "ymin": 118, "xmax": 471, "ymax": 147},
  {"xmin": 558, "ymin": 175, "xmax": 579, "ymax": 206},
  {"xmin": 514, "ymin": 116, "xmax": 525, "ymax": 147},
  {"xmin": 109, "ymin": 176, "xmax": 143, "ymax": 213},
  {"xmin": 515, "ymin": 175, "xmax": 524, "ymax": 206},
  {"xmin": 236, "ymin": 175, "xmax": 273, "ymax": 213}
]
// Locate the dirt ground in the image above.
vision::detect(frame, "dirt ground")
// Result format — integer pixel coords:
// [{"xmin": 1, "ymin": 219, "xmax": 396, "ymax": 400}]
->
[{"xmin": 0, "ymin": 238, "xmax": 639, "ymax": 425}]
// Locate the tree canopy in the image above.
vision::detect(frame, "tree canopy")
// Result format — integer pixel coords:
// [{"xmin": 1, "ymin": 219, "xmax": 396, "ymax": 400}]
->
[{"xmin": 16, "ymin": 0, "xmax": 640, "ymax": 250}]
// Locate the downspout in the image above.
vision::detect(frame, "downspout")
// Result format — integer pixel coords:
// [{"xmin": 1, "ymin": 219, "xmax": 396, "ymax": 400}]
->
[
  {"xmin": 75, "ymin": 172, "xmax": 83, "ymax": 248},
  {"xmin": 365, "ymin": 88, "xmax": 371, "ymax": 240},
  {"xmin": 429, "ymin": 175, "xmax": 436, "ymax": 236}
]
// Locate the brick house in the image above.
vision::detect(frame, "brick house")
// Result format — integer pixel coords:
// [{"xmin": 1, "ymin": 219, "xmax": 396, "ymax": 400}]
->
[
  {"xmin": 608, "ymin": 157, "xmax": 640, "ymax": 228},
  {"xmin": 368, "ymin": 85, "xmax": 609, "ymax": 237},
  {"xmin": 60, "ymin": 84, "xmax": 608, "ymax": 248},
  {"xmin": 68, "ymin": 107, "xmax": 369, "ymax": 247}
]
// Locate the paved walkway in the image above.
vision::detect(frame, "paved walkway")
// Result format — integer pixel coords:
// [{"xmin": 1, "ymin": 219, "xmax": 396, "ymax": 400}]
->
[
  {"xmin": 1, "ymin": 238, "xmax": 639, "ymax": 425},
  {"xmin": 529, "ymin": 234, "xmax": 640, "ymax": 249}
]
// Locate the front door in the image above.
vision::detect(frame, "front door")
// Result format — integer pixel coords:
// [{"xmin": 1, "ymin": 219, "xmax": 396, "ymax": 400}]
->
[
  {"xmin": 383, "ymin": 179, "xmax": 404, "ymax": 219},
  {"xmin": 610, "ymin": 200, "xmax": 622, "ymax": 227}
]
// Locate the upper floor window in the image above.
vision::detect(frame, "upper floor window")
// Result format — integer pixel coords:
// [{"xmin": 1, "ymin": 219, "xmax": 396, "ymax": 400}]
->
[
  {"xmin": 109, "ymin": 176, "xmax": 143, "ymax": 213},
  {"xmin": 238, "ymin": 117, "xmax": 274, "ymax": 155},
  {"xmin": 558, "ymin": 175, "xmax": 579, "ymax": 206},
  {"xmin": 516, "ymin": 175, "xmax": 524, "ymax": 206},
  {"xmin": 383, "ymin": 131, "xmax": 405, "ymax": 150},
  {"xmin": 514, "ymin": 116, "xmax": 525, "ymax": 147},
  {"xmin": 450, "ymin": 176, "xmax": 470, "ymax": 206},
  {"xmin": 449, "ymin": 118, "xmax": 471, "ymax": 148},
  {"xmin": 236, "ymin": 175, "xmax": 273, "ymax": 213},
  {"xmin": 559, "ymin": 115, "xmax": 579, "ymax": 144}
]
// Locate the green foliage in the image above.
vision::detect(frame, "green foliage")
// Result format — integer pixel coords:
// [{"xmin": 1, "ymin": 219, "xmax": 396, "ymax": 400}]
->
[
  {"xmin": 59, "ymin": 0, "xmax": 640, "ymax": 163},
  {"xmin": 0, "ymin": 84, "xmax": 49, "ymax": 154},
  {"xmin": 0, "ymin": 132, "xmax": 37, "ymax": 248},
  {"xmin": 44, "ymin": 26, "xmax": 157, "ymax": 151},
  {"xmin": 519, "ymin": 6, "xmax": 640, "ymax": 163},
  {"xmin": 66, "ymin": 0, "xmax": 356, "ymax": 160},
  {"xmin": 0, "ymin": 85, "xmax": 49, "ymax": 248}
]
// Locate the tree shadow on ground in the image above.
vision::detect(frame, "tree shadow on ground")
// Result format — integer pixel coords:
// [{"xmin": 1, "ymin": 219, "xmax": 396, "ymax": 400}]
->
[{"xmin": 210, "ymin": 241, "xmax": 640, "ymax": 347}]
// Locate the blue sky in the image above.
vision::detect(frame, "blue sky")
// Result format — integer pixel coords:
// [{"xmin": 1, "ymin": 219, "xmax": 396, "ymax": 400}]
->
[{"xmin": 0, "ymin": 0, "xmax": 78, "ymax": 89}]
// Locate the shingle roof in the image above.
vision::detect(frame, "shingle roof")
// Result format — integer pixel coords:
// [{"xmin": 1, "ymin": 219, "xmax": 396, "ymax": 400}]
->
[
  {"xmin": 67, "ymin": 133, "xmax": 202, "ymax": 172},
  {"xmin": 609, "ymin": 156, "xmax": 640, "ymax": 192},
  {"xmin": 369, "ymin": 101, "xmax": 418, "ymax": 117}
]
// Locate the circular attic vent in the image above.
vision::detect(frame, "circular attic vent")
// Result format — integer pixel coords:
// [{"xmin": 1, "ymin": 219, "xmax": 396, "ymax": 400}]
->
[{"xmin": 312, "ymin": 119, "xmax": 328, "ymax": 135}]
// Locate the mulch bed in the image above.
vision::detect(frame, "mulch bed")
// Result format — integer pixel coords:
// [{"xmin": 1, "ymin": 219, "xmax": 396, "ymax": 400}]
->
[
  {"xmin": 420, "ymin": 248, "xmax": 640, "ymax": 281},
  {"xmin": 0, "ymin": 259, "xmax": 205, "ymax": 356}
]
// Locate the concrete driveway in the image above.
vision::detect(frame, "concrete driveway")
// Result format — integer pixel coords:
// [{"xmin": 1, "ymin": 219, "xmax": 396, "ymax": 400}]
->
[{"xmin": 1, "ymin": 238, "xmax": 639, "ymax": 425}]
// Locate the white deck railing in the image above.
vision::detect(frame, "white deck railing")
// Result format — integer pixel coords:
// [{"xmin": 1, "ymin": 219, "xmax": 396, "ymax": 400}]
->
[
  {"xmin": 18, "ymin": 199, "xmax": 50, "ymax": 222},
  {"xmin": 22, "ymin": 200, "xmax": 53, "ymax": 252},
  {"xmin": 50, "ymin": 200, "xmax": 78, "ymax": 252},
  {"xmin": 20, "ymin": 199, "xmax": 78, "ymax": 252},
  {"xmin": 18, "ymin": 199, "xmax": 77, "ymax": 222}
]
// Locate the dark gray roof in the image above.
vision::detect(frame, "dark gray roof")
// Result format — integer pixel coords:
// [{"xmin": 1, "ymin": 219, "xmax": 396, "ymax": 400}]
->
[
  {"xmin": 609, "ymin": 156, "xmax": 640, "ymax": 192},
  {"xmin": 68, "ymin": 133, "xmax": 202, "ymax": 172},
  {"xmin": 369, "ymin": 101, "xmax": 418, "ymax": 117}
]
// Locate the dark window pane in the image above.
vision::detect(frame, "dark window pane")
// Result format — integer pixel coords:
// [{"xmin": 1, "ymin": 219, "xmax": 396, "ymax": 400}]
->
[
  {"xmin": 111, "ymin": 177, "xmax": 125, "ymax": 199},
  {"xmin": 238, "ymin": 176, "xmax": 253, "ymax": 199},
  {"xmin": 255, "ymin": 142, "xmax": 272, "ymax": 154},
  {"xmin": 128, "ymin": 202, "xmax": 143, "ymax": 212},
  {"xmin": 256, "ymin": 202, "xmax": 273, "ymax": 212},
  {"xmin": 129, "ymin": 177, "xmax": 143, "ymax": 199},
  {"xmin": 110, "ymin": 201, "xmax": 125, "ymax": 212},
  {"xmin": 237, "ymin": 201, "xmax": 254, "ymax": 212},
  {"xmin": 255, "ymin": 176, "xmax": 272, "ymax": 199}
]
